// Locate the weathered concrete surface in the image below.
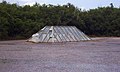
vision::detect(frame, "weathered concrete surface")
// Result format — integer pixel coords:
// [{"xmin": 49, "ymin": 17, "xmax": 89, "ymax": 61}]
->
[{"xmin": 0, "ymin": 37, "xmax": 120, "ymax": 72}]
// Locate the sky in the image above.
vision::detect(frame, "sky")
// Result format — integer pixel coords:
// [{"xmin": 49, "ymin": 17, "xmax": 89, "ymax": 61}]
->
[{"xmin": 0, "ymin": 0, "xmax": 120, "ymax": 10}]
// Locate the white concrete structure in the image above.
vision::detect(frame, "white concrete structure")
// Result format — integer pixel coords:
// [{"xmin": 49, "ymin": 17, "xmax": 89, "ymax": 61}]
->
[{"xmin": 28, "ymin": 26, "xmax": 91, "ymax": 43}]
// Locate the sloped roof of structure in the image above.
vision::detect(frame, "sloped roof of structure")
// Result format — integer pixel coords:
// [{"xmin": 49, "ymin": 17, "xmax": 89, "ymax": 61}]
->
[{"xmin": 28, "ymin": 26, "xmax": 91, "ymax": 43}]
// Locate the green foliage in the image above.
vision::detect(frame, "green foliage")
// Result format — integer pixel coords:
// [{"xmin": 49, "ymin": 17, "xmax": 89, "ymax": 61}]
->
[{"xmin": 0, "ymin": 1, "xmax": 120, "ymax": 40}]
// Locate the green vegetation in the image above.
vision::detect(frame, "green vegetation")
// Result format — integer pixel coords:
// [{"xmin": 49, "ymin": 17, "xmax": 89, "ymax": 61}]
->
[{"xmin": 0, "ymin": 1, "xmax": 120, "ymax": 40}]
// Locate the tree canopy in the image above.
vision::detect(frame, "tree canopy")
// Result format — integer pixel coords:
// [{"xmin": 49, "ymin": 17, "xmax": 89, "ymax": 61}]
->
[{"xmin": 0, "ymin": 1, "xmax": 120, "ymax": 40}]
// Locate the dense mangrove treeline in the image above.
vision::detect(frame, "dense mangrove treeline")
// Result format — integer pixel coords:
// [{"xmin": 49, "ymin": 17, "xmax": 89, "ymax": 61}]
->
[{"xmin": 0, "ymin": 1, "xmax": 120, "ymax": 40}]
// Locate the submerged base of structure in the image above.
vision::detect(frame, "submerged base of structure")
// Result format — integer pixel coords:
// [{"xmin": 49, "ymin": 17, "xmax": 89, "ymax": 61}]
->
[{"xmin": 28, "ymin": 26, "xmax": 91, "ymax": 43}]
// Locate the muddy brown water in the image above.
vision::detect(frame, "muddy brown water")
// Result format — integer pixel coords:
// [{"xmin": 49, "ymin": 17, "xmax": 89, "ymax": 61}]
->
[{"xmin": 0, "ymin": 37, "xmax": 120, "ymax": 72}]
